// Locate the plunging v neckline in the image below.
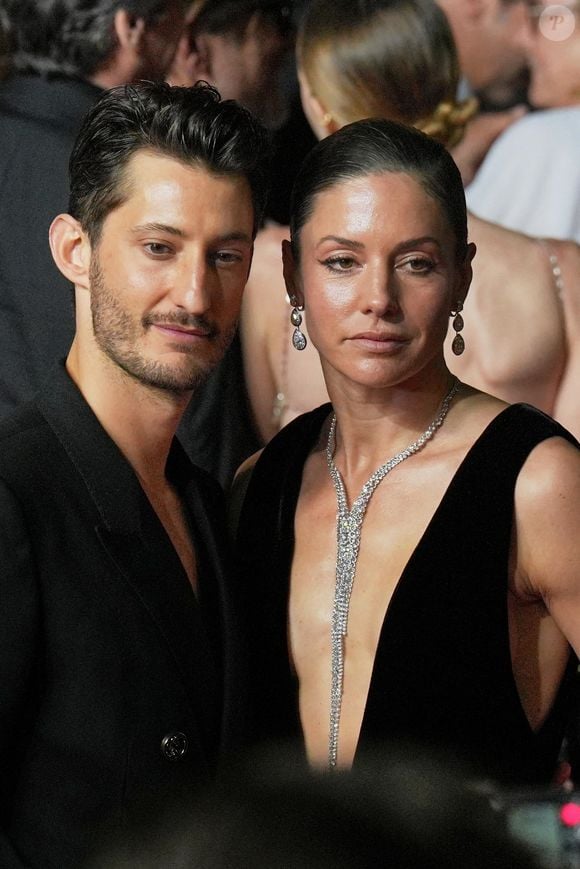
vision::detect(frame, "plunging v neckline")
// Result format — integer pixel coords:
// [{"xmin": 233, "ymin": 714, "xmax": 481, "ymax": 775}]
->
[{"xmin": 281, "ymin": 402, "xmax": 524, "ymax": 762}]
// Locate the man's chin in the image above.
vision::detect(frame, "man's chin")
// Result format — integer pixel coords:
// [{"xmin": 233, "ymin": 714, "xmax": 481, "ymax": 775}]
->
[{"xmin": 117, "ymin": 356, "xmax": 219, "ymax": 397}]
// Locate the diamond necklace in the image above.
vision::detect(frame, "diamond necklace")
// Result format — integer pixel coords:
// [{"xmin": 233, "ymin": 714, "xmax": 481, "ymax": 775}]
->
[{"xmin": 324, "ymin": 378, "xmax": 460, "ymax": 769}]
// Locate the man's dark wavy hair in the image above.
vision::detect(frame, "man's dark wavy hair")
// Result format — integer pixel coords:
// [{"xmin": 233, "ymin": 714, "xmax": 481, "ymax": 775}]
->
[
  {"xmin": 68, "ymin": 80, "xmax": 271, "ymax": 242},
  {"xmin": 0, "ymin": 0, "xmax": 181, "ymax": 78}
]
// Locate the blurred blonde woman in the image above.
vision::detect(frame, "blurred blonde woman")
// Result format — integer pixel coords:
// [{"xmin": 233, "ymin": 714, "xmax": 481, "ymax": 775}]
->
[{"xmin": 241, "ymin": 0, "xmax": 580, "ymax": 443}]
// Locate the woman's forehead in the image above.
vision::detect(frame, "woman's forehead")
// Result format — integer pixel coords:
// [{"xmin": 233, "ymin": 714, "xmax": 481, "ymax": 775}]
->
[{"xmin": 304, "ymin": 172, "xmax": 448, "ymax": 228}]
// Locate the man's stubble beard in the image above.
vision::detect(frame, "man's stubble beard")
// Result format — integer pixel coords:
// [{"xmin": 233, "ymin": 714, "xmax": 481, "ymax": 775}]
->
[{"xmin": 89, "ymin": 257, "xmax": 236, "ymax": 396}]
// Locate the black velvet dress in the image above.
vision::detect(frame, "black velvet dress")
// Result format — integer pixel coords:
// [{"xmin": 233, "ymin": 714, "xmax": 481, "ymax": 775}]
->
[{"xmin": 236, "ymin": 403, "xmax": 578, "ymax": 785}]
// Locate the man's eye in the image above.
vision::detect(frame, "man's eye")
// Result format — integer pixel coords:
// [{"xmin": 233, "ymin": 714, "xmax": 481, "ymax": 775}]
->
[
  {"xmin": 145, "ymin": 242, "xmax": 172, "ymax": 256},
  {"xmin": 211, "ymin": 251, "xmax": 243, "ymax": 265},
  {"xmin": 321, "ymin": 256, "xmax": 357, "ymax": 272}
]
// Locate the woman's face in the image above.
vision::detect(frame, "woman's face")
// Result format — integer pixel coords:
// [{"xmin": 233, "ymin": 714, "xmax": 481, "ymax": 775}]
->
[
  {"xmin": 284, "ymin": 172, "xmax": 474, "ymax": 394},
  {"xmin": 527, "ymin": 1, "xmax": 580, "ymax": 107}
]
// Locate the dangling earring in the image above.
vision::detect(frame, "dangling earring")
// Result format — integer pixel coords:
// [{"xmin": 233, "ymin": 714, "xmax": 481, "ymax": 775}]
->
[
  {"xmin": 450, "ymin": 301, "xmax": 465, "ymax": 356},
  {"xmin": 290, "ymin": 296, "xmax": 307, "ymax": 351}
]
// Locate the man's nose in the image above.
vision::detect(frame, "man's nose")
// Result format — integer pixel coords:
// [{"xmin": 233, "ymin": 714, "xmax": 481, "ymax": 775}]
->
[{"xmin": 171, "ymin": 258, "xmax": 212, "ymax": 314}]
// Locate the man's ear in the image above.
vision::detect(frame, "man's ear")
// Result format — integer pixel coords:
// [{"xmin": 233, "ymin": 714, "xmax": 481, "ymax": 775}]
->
[
  {"xmin": 49, "ymin": 215, "xmax": 92, "ymax": 290},
  {"xmin": 113, "ymin": 8, "xmax": 146, "ymax": 50},
  {"xmin": 282, "ymin": 239, "xmax": 304, "ymax": 307},
  {"xmin": 185, "ymin": 30, "xmax": 214, "ymax": 82}
]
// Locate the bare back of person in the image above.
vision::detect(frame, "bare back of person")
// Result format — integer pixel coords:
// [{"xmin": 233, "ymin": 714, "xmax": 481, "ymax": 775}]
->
[
  {"xmin": 243, "ymin": 220, "xmax": 580, "ymax": 445},
  {"xmin": 242, "ymin": 223, "xmax": 327, "ymax": 440},
  {"xmin": 287, "ymin": 388, "xmax": 572, "ymax": 768},
  {"xmin": 448, "ymin": 216, "xmax": 577, "ymax": 418}
]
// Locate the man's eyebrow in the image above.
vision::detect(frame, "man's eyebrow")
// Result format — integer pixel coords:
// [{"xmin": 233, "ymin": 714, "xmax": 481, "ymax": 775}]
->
[
  {"xmin": 131, "ymin": 222, "xmax": 186, "ymax": 237},
  {"xmin": 316, "ymin": 235, "xmax": 365, "ymax": 249},
  {"xmin": 130, "ymin": 225, "xmax": 253, "ymax": 245},
  {"xmin": 215, "ymin": 231, "xmax": 253, "ymax": 245}
]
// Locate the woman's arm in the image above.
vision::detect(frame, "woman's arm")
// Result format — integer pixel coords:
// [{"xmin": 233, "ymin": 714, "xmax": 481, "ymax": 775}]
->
[{"xmin": 513, "ymin": 435, "xmax": 580, "ymax": 655}]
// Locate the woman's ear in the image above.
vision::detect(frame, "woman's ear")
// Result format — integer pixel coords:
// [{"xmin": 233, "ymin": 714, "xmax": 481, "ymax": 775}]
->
[
  {"xmin": 49, "ymin": 214, "xmax": 91, "ymax": 290},
  {"xmin": 282, "ymin": 239, "xmax": 304, "ymax": 307},
  {"xmin": 297, "ymin": 69, "xmax": 338, "ymax": 138},
  {"xmin": 456, "ymin": 241, "xmax": 477, "ymax": 305}
]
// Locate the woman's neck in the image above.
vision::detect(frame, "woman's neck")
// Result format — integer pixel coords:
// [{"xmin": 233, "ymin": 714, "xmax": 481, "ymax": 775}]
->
[{"xmin": 325, "ymin": 367, "xmax": 458, "ymax": 480}]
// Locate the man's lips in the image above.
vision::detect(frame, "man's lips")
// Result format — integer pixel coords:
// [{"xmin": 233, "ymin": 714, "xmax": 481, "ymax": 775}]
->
[{"xmin": 152, "ymin": 323, "xmax": 213, "ymax": 339}]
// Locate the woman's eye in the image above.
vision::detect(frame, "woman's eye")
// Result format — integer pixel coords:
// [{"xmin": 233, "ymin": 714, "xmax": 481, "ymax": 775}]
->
[
  {"xmin": 401, "ymin": 257, "xmax": 435, "ymax": 273},
  {"xmin": 322, "ymin": 255, "xmax": 357, "ymax": 272}
]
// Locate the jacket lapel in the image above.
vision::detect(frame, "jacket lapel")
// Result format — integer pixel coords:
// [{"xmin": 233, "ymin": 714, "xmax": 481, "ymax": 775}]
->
[{"xmin": 37, "ymin": 363, "xmax": 223, "ymax": 752}]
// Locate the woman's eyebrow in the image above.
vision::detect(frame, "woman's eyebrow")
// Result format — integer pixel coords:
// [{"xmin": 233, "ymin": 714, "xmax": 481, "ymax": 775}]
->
[{"xmin": 316, "ymin": 235, "xmax": 365, "ymax": 249}]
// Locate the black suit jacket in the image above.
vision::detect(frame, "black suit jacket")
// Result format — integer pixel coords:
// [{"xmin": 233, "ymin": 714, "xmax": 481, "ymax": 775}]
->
[
  {"xmin": 0, "ymin": 73, "xmax": 101, "ymax": 418},
  {"xmin": 0, "ymin": 362, "xmax": 243, "ymax": 868}
]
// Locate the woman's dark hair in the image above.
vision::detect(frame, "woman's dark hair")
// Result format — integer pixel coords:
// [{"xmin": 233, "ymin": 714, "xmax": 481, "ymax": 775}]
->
[
  {"xmin": 290, "ymin": 117, "xmax": 468, "ymax": 261},
  {"xmin": 0, "ymin": 0, "xmax": 181, "ymax": 78},
  {"xmin": 68, "ymin": 80, "xmax": 271, "ymax": 242}
]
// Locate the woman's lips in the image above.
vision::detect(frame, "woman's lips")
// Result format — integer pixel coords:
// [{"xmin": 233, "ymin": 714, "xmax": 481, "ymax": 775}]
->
[{"xmin": 349, "ymin": 331, "xmax": 409, "ymax": 351}]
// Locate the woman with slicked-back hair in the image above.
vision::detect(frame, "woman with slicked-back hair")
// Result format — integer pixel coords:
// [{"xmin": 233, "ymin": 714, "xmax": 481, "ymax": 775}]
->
[
  {"xmin": 233, "ymin": 0, "xmax": 580, "ymax": 786},
  {"xmin": 240, "ymin": 0, "xmax": 580, "ymax": 444}
]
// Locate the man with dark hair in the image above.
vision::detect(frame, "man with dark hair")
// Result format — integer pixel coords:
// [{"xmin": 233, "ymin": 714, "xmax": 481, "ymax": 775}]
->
[
  {"xmin": 436, "ymin": 0, "xmax": 531, "ymax": 108},
  {"xmin": 169, "ymin": 0, "xmax": 294, "ymax": 129},
  {"xmin": 0, "ymin": 0, "xmax": 186, "ymax": 420},
  {"xmin": 0, "ymin": 80, "xmax": 270, "ymax": 869},
  {"xmin": 164, "ymin": 0, "xmax": 299, "ymax": 485}
]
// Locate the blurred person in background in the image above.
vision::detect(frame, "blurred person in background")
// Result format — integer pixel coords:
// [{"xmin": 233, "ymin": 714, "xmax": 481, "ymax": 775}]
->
[
  {"xmin": 89, "ymin": 746, "xmax": 543, "ymax": 869},
  {"xmin": 0, "ymin": 0, "xmax": 186, "ymax": 421},
  {"xmin": 164, "ymin": 0, "xmax": 296, "ymax": 486},
  {"xmin": 241, "ymin": 0, "xmax": 580, "ymax": 443},
  {"xmin": 168, "ymin": 0, "xmax": 294, "ymax": 129},
  {"xmin": 437, "ymin": 0, "xmax": 532, "ymax": 108},
  {"xmin": 466, "ymin": 0, "xmax": 580, "ymax": 241}
]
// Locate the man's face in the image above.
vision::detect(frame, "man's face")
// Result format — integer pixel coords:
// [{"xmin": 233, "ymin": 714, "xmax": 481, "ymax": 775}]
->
[
  {"xmin": 87, "ymin": 150, "xmax": 254, "ymax": 395},
  {"xmin": 210, "ymin": 10, "xmax": 293, "ymax": 128},
  {"xmin": 139, "ymin": 0, "xmax": 187, "ymax": 79},
  {"xmin": 481, "ymin": 0, "xmax": 533, "ymax": 94},
  {"xmin": 526, "ymin": 0, "xmax": 580, "ymax": 107},
  {"xmin": 441, "ymin": 0, "xmax": 532, "ymax": 97}
]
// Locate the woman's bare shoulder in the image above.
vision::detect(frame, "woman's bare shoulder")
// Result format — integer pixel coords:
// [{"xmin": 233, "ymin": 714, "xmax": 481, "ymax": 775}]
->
[{"xmin": 513, "ymin": 433, "xmax": 580, "ymax": 610}]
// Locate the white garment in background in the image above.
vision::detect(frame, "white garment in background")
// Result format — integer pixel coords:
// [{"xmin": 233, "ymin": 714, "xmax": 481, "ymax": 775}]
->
[{"xmin": 466, "ymin": 107, "xmax": 580, "ymax": 242}]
